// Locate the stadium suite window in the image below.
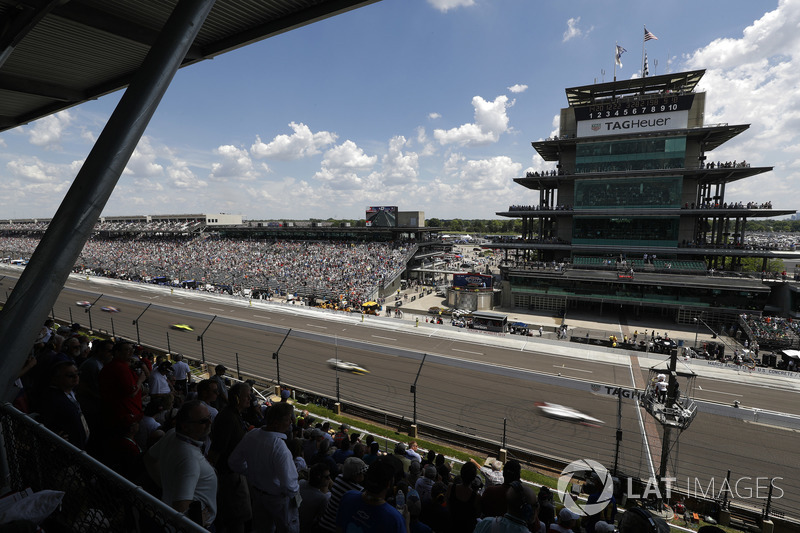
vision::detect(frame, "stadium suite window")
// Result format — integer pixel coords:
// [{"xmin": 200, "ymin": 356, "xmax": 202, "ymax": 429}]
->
[{"xmin": 573, "ymin": 176, "xmax": 682, "ymax": 209}]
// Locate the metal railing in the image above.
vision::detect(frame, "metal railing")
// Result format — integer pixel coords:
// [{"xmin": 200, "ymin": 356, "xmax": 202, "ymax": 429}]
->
[{"xmin": 0, "ymin": 403, "xmax": 205, "ymax": 533}]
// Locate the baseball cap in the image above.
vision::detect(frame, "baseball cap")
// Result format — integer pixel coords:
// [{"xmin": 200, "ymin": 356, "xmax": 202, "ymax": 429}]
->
[
  {"xmin": 394, "ymin": 442, "xmax": 407, "ymax": 454},
  {"xmin": 339, "ymin": 423, "xmax": 350, "ymax": 430},
  {"xmin": 559, "ymin": 507, "xmax": 580, "ymax": 522},
  {"xmin": 343, "ymin": 457, "xmax": 368, "ymax": 479},
  {"xmin": 596, "ymin": 522, "xmax": 616, "ymax": 533}
]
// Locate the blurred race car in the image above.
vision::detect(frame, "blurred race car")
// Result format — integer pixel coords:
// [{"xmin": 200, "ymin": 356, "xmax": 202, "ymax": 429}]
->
[
  {"xmin": 327, "ymin": 358, "xmax": 369, "ymax": 374},
  {"xmin": 535, "ymin": 402, "xmax": 604, "ymax": 426},
  {"xmin": 170, "ymin": 323, "xmax": 194, "ymax": 332},
  {"xmin": 101, "ymin": 306, "xmax": 120, "ymax": 313},
  {"xmin": 76, "ymin": 301, "xmax": 92, "ymax": 308}
]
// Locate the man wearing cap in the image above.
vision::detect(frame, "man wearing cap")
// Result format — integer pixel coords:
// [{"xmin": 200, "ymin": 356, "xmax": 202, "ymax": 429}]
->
[
  {"xmin": 333, "ymin": 423, "xmax": 349, "ymax": 447},
  {"xmin": 210, "ymin": 364, "xmax": 229, "ymax": 410},
  {"xmin": 229, "ymin": 401, "xmax": 299, "ymax": 533},
  {"xmin": 171, "ymin": 354, "xmax": 191, "ymax": 397},
  {"xmin": 393, "ymin": 442, "xmax": 412, "ymax": 474},
  {"xmin": 549, "ymin": 507, "xmax": 580, "ymax": 533},
  {"xmin": 471, "ymin": 457, "xmax": 505, "ymax": 487},
  {"xmin": 317, "ymin": 456, "xmax": 367, "ymax": 532},
  {"xmin": 415, "ymin": 464, "xmax": 438, "ymax": 504}
]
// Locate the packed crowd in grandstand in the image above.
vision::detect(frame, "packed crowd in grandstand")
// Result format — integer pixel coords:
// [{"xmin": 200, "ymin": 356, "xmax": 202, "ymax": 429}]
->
[{"xmin": 0, "ymin": 235, "xmax": 413, "ymax": 308}]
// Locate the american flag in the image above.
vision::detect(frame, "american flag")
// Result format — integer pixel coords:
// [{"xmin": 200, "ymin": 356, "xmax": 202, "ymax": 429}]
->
[{"xmin": 644, "ymin": 27, "xmax": 658, "ymax": 41}]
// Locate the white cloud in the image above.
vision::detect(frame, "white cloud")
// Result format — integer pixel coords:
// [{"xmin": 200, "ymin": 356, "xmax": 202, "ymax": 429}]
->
[
  {"xmin": 26, "ymin": 111, "xmax": 72, "ymax": 148},
  {"xmin": 378, "ymin": 136, "xmax": 419, "ymax": 185},
  {"xmin": 313, "ymin": 140, "xmax": 377, "ymax": 190},
  {"xmin": 250, "ymin": 122, "xmax": 337, "ymax": 160},
  {"xmin": 433, "ymin": 95, "xmax": 511, "ymax": 146},
  {"xmin": 428, "ymin": 112, "xmax": 441, "ymax": 120},
  {"xmin": 508, "ymin": 84, "xmax": 528, "ymax": 94},
  {"xmin": 427, "ymin": 0, "xmax": 475, "ymax": 13},
  {"xmin": 682, "ymin": 0, "xmax": 800, "ymax": 208},
  {"xmin": 415, "ymin": 127, "xmax": 437, "ymax": 156},
  {"xmin": 124, "ymin": 136, "xmax": 164, "ymax": 178},
  {"xmin": 563, "ymin": 17, "xmax": 583, "ymax": 42},
  {"xmin": 210, "ymin": 144, "xmax": 260, "ymax": 181}
]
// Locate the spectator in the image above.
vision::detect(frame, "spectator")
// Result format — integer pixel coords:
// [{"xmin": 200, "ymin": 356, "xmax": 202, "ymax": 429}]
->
[
  {"xmin": 406, "ymin": 440, "xmax": 422, "ymax": 463},
  {"xmin": 317, "ymin": 456, "xmax": 368, "ymax": 532},
  {"xmin": 618, "ymin": 507, "xmax": 669, "ymax": 533},
  {"xmin": 335, "ymin": 456, "xmax": 408, "ymax": 533},
  {"xmin": 414, "ymin": 464, "xmax": 438, "ymax": 504},
  {"xmin": 362, "ymin": 441, "xmax": 381, "ymax": 466},
  {"xmin": 39, "ymin": 361, "xmax": 88, "ymax": 450},
  {"xmin": 480, "ymin": 459, "xmax": 521, "ymax": 518},
  {"xmin": 171, "ymin": 353, "xmax": 191, "ymax": 396},
  {"xmin": 145, "ymin": 400, "xmax": 217, "ymax": 529},
  {"xmin": 228, "ymin": 402, "xmax": 299, "ymax": 533},
  {"xmin": 209, "ymin": 382, "xmax": 253, "ymax": 533},
  {"xmin": 298, "ymin": 463, "xmax": 331, "ymax": 533},
  {"xmin": 474, "ymin": 481, "xmax": 539, "ymax": 533},
  {"xmin": 149, "ymin": 359, "xmax": 174, "ymax": 411},
  {"xmin": 99, "ymin": 341, "xmax": 148, "ymax": 432},
  {"xmin": 537, "ymin": 486, "xmax": 556, "ymax": 529},
  {"xmin": 333, "ymin": 423, "xmax": 350, "ymax": 447},
  {"xmin": 549, "ymin": 507, "xmax": 579, "ymax": 533},
  {"xmin": 394, "ymin": 442, "xmax": 412, "ymax": 474},
  {"xmin": 447, "ymin": 460, "xmax": 481, "ymax": 532},
  {"xmin": 471, "ymin": 458, "xmax": 505, "ymax": 488},
  {"xmin": 76, "ymin": 339, "xmax": 114, "ymax": 438},
  {"xmin": 332, "ymin": 438, "xmax": 354, "ymax": 464},
  {"xmin": 196, "ymin": 379, "xmax": 220, "ymax": 422},
  {"xmin": 419, "ymin": 481, "xmax": 449, "ymax": 533},
  {"xmin": 210, "ymin": 364, "xmax": 229, "ymax": 410}
]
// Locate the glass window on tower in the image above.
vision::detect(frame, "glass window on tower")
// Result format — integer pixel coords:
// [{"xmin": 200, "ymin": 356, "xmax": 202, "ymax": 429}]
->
[
  {"xmin": 575, "ymin": 137, "xmax": 687, "ymax": 173},
  {"xmin": 574, "ymin": 176, "xmax": 682, "ymax": 209}
]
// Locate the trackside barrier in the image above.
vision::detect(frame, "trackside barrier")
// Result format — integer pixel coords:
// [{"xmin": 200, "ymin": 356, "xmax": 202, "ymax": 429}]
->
[{"xmin": 0, "ymin": 403, "xmax": 205, "ymax": 533}]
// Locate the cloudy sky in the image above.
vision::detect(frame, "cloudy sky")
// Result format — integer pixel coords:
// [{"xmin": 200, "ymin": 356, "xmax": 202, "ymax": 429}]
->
[{"xmin": 1, "ymin": 0, "xmax": 798, "ymax": 221}]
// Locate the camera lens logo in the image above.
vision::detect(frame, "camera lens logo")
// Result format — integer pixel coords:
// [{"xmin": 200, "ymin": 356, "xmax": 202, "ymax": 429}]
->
[{"xmin": 557, "ymin": 459, "xmax": 614, "ymax": 517}]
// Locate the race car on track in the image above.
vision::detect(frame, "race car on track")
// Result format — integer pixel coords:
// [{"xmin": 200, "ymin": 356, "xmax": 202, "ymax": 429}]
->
[
  {"xmin": 170, "ymin": 323, "xmax": 194, "ymax": 332},
  {"xmin": 327, "ymin": 358, "xmax": 369, "ymax": 374},
  {"xmin": 535, "ymin": 402, "xmax": 604, "ymax": 426},
  {"xmin": 101, "ymin": 306, "xmax": 120, "ymax": 313},
  {"xmin": 76, "ymin": 301, "xmax": 92, "ymax": 308}
]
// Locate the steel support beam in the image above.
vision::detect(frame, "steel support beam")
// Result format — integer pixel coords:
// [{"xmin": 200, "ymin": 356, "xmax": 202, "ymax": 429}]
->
[{"xmin": 0, "ymin": 0, "xmax": 217, "ymax": 401}]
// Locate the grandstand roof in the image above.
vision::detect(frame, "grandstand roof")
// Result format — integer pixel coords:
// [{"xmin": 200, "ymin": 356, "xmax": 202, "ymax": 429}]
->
[{"xmin": 0, "ymin": 0, "xmax": 381, "ymax": 133}]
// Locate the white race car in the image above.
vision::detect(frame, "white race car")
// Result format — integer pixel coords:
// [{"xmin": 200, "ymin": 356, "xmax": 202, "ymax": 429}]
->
[
  {"xmin": 535, "ymin": 402, "xmax": 604, "ymax": 426},
  {"xmin": 327, "ymin": 358, "xmax": 369, "ymax": 374}
]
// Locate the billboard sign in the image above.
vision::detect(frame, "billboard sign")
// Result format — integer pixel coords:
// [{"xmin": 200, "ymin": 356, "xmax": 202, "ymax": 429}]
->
[{"xmin": 365, "ymin": 206, "xmax": 398, "ymax": 227}]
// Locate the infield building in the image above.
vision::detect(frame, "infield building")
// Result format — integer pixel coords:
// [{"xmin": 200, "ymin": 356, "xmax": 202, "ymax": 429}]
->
[{"xmin": 493, "ymin": 70, "xmax": 799, "ymax": 324}]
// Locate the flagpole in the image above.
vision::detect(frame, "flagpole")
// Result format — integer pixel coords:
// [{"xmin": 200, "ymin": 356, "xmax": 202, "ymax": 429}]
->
[
  {"xmin": 613, "ymin": 42, "xmax": 617, "ymax": 81},
  {"xmin": 641, "ymin": 25, "xmax": 646, "ymax": 78}
]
